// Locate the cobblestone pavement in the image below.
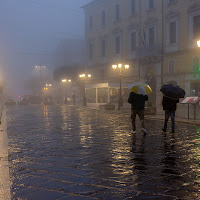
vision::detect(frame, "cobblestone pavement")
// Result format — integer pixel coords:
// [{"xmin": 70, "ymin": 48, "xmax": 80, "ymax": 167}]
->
[{"xmin": 6, "ymin": 105, "xmax": 200, "ymax": 200}]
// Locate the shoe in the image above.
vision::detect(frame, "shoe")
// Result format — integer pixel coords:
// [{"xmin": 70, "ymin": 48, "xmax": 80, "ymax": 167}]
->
[
  {"xmin": 131, "ymin": 130, "xmax": 136, "ymax": 134},
  {"xmin": 142, "ymin": 128, "xmax": 147, "ymax": 134},
  {"xmin": 162, "ymin": 129, "xmax": 166, "ymax": 133}
]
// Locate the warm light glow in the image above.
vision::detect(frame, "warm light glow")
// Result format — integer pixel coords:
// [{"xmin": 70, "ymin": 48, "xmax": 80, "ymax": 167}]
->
[
  {"xmin": 197, "ymin": 40, "xmax": 200, "ymax": 47},
  {"xmin": 62, "ymin": 79, "xmax": 67, "ymax": 83},
  {"xmin": 118, "ymin": 64, "xmax": 122, "ymax": 68},
  {"xmin": 79, "ymin": 73, "xmax": 91, "ymax": 79},
  {"xmin": 112, "ymin": 65, "xmax": 117, "ymax": 69},
  {"xmin": 79, "ymin": 74, "xmax": 86, "ymax": 78},
  {"xmin": 46, "ymin": 84, "xmax": 52, "ymax": 86},
  {"xmin": 112, "ymin": 64, "xmax": 129, "ymax": 70},
  {"xmin": 68, "ymin": 79, "xmax": 71, "ymax": 82},
  {"xmin": 125, "ymin": 65, "xmax": 129, "ymax": 69}
]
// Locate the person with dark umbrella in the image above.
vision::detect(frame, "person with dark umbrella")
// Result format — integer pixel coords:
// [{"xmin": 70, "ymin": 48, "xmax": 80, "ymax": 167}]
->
[
  {"xmin": 162, "ymin": 95, "xmax": 179, "ymax": 133},
  {"xmin": 160, "ymin": 81, "xmax": 184, "ymax": 134}
]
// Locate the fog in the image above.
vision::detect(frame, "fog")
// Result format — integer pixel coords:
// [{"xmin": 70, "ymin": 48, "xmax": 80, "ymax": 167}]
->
[{"xmin": 0, "ymin": 0, "xmax": 92, "ymax": 99}]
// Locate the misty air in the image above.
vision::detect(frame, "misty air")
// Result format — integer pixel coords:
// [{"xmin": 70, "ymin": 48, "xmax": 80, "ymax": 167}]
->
[{"xmin": 0, "ymin": 0, "xmax": 200, "ymax": 199}]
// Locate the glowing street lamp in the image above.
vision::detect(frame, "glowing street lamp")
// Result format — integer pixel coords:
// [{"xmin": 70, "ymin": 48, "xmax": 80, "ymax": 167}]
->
[
  {"xmin": 112, "ymin": 64, "xmax": 129, "ymax": 110},
  {"xmin": 79, "ymin": 73, "xmax": 92, "ymax": 106},
  {"xmin": 197, "ymin": 40, "xmax": 200, "ymax": 48},
  {"xmin": 35, "ymin": 65, "xmax": 47, "ymax": 95},
  {"xmin": 61, "ymin": 79, "xmax": 72, "ymax": 104}
]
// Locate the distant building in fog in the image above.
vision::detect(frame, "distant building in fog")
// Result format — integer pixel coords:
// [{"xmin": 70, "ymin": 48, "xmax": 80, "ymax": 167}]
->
[{"xmin": 82, "ymin": 0, "xmax": 200, "ymax": 118}]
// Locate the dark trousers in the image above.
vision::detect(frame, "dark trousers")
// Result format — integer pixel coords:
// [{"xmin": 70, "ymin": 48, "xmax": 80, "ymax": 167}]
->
[
  {"xmin": 164, "ymin": 110, "xmax": 175, "ymax": 132},
  {"xmin": 131, "ymin": 109, "xmax": 145, "ymax": 131}
]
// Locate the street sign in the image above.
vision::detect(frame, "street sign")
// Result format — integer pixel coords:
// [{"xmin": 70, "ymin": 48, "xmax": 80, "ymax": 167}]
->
[
  {"xmin": 181, "ymin": 96, "xmax": 200, "ymax": 104},
  {"xmin": 181, "ymin": 96, "xmax": 200, "ymax": 120}
]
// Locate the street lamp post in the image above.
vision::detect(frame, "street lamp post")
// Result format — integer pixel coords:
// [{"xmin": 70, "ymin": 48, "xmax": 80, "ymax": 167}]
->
[
  {"xmin": 112, "ymin": 64, "xmax": 129, "ymax": 110},
  {"xmin": 62, "ymin": 79, "xmax": 71, "ymax": 104},
  {"xmin": 35, "ymin": 65, "xmax": 46, "ymax": 95},
  {"xmin": 79, "ymin": 74, "xmax": 91, "ymax": 106}
]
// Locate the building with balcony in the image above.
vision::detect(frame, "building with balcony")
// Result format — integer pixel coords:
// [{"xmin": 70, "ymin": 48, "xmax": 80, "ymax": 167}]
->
[{"xmin": 82, "ymin": 0, "xmax": 200, "ymax": 118}]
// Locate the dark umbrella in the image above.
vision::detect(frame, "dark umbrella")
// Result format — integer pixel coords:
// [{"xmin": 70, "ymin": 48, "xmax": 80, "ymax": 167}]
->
[{"xmin": 160, "ymin": 84, "xmax": 185, "ymax": 99}]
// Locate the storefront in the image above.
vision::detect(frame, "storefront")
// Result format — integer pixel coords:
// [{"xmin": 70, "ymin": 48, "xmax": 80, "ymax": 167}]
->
[
  {"xmin": 85, "ymin": 83, "xmax": 129, "ymax": 106},
  {"xmin": 190, "ymin": 80, "xmax": 200, "ymax": 96}
]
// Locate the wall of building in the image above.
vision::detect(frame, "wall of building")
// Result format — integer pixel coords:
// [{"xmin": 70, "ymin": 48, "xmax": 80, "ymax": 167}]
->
[{"xmin": 83, "ymin": 0, "xmax": 200, "ymax": 118}]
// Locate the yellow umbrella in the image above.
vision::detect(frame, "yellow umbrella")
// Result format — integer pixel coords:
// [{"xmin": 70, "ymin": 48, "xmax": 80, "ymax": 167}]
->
[{"xmin": 128, "ymin": 82, "xmax": 152, "ymax": 95}]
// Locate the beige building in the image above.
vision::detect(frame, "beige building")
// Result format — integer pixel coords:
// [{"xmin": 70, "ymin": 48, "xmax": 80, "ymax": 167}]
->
[{"xmin": 82, "ymin": 0, "xmax": 200, "ymax": 118}]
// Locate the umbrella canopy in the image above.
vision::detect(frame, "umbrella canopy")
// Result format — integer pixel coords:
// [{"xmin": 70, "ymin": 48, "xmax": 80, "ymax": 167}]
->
[
  {"xmin": 160, "ymin": 84, "xmax": 185, "ymax": 99},
  {"xmin": 128, "ymin": 82, "xmax": 152, "ymax": 95}
]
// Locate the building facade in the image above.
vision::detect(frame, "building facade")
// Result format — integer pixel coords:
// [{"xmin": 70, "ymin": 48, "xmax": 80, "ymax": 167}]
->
[{"xmin": 83, "ymin": 0, "xmax": 200, "ymax": 118}]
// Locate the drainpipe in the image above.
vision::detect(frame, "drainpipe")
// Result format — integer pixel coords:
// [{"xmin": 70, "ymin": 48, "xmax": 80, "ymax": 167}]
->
[{"xmin": 161, "ymin": 0, "xmax": 164, "ymax": 86}]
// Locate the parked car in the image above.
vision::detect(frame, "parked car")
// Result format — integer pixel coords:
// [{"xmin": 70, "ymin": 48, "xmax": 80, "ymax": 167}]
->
[{"xmin": 18, "ymin": 98, "xmax": 29, "ymax": 105}]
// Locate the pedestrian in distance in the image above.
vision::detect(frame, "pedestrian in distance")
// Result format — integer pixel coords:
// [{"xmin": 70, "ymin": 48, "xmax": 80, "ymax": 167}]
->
[
  {"xmin": 162, "ymin": 95, "xmax": 179, "ymax": 133},
  {"xmin": 128, "ymin": 92, "xmax": 148, "ymax": 134},
  {"xmin": 72, "ymin": 92, "xmax": 75, "ymax": 105}
]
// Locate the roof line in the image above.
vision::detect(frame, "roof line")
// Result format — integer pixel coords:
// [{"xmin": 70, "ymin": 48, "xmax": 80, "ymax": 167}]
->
[{"xmin": 81, "ymin": 0, "xmax": 97, "ymax": 9}]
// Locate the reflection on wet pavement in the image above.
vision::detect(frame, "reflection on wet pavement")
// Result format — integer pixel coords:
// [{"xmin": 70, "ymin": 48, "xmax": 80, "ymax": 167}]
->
[{"xmin": 6, "ymin": 105, "xmax": 200, "ymax": 199}]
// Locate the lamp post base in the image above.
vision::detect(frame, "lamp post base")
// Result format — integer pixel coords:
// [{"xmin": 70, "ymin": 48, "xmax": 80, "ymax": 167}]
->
[
  {"xmin": 118, "ymin": 97, "xmax": 123, "ymax": 110},
  {"xmin": 83, "ymin": 98, "xmax": 87, "ymax": 106}
]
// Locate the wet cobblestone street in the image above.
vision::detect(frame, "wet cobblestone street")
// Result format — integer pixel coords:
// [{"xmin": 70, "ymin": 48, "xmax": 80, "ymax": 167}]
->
[{"xmin": 6, "ymin": 105, "xmax": 200, "ymax": 200}]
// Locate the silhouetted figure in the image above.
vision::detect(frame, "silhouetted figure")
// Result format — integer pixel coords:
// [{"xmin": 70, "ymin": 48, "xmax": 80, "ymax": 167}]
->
[
  {"xmin": 162, "ymin": 95, "xmax": 179, "ymax": 133},
  {"xmin": 72, "ymin": 93, "xmax": 75, "ymax": 105},
  {"xmin": 128, "ymin": 92, "xmax": 148, "ymax": 134}
]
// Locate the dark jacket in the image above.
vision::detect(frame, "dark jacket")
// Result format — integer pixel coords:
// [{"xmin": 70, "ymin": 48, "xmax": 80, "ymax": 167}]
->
[
  {"xmin": 128, "ymin": 92, "xmax": 148, "ymax": 110},
  {"xmin": 162, "ymin": 96, "xmax": 179, "ymax": 111}
]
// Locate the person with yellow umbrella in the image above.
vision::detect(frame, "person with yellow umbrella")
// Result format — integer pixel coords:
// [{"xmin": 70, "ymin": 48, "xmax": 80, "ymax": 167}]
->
[{"xmin": 128, "ymin": 82, "xmax": 152, "ymax": 134}]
